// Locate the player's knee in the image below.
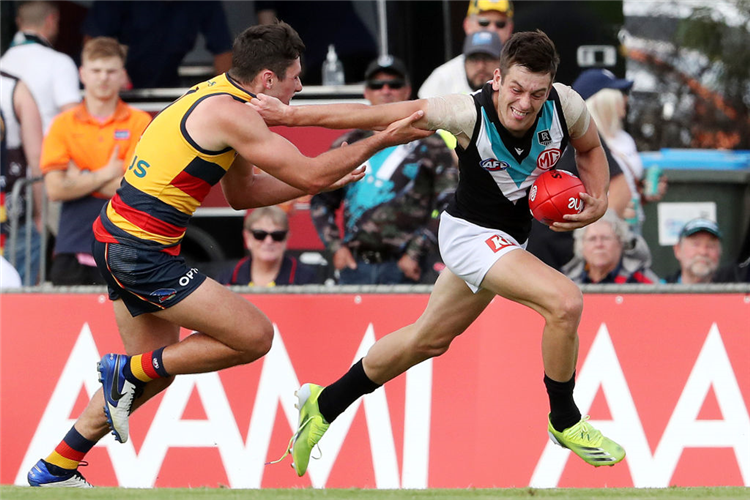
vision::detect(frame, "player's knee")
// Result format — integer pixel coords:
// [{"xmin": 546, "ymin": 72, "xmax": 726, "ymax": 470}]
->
[
  {"xmin": 256, "ymin": 323, "xmax": 274, "ymax": 357},
  {"xmin": 547, "ymin": 284, "xmax": 583, "ymax": 326},
  {"xmin": 237, "ymin": 321, "xmax": 274, "ymax": 364}
]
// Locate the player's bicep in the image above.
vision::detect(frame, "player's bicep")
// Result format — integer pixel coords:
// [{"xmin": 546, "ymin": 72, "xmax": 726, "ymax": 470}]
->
[
  {"xmin": 225, "ymin": 114, "xmax": 307, "ymax": 186},
  {"xmin": 570, "ymin": 117, "xmax": 601, "ymax": 156}
]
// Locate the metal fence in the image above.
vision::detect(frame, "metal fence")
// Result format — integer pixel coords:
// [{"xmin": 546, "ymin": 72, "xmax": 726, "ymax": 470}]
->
[
  {"xmin": 2, "ymin": 283, "xmax": 749, "ymax": 294},
  {"xmin": 5, "ymin": 176, "xmax": 47, "ymax": 286}
]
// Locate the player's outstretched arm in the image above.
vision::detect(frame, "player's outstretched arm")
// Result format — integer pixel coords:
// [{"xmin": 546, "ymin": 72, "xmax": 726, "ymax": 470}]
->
[
  {"xmin": 249, "ymin": 92, "xmax": 431, "ymax": 132},
  {"xmin": 221, "ymin": 156, "xmax": 365, "ymax": 209},
  {"xmin": 552, "ymin": 120, "xmax": 609, "ymax": 232},
  {"xmin": 216, "ymin": 99, "xmax": 431, "ymax": 208}
]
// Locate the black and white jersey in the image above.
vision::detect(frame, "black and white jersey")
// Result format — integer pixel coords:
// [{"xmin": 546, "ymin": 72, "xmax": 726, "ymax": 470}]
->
[{"xmin": 445, "ymin": 83, "xmax": 572, "ymax": 244}]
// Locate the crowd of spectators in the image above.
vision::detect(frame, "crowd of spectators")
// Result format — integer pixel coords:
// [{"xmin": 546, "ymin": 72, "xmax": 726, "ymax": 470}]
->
[{"xmin": 0, "ymin": 0, "xmax": 747, "ymax": 288}]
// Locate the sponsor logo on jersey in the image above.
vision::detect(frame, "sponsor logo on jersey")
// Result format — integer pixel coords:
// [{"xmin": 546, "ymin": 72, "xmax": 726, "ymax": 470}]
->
[
  {"xmin": 114, "ymin": 130, "xmax": 131, "ymax": 140},
  {"xmin": 485, "ymin": 234, "xmax": 516, "ymax": 253},
  {"xmin": 537, "ymin": 130, "xmax": 552, "ymax": 146},
  {"xmin": 150, "ymin": 288, "xmax": 177, "ymax": 303},
  {"xmin": 480, "ymin": 158, "xmax": 511, "ymax": 172},
  {"xmin": 537, "ymin": 148, "xmax": 561, "ymax": 170}
]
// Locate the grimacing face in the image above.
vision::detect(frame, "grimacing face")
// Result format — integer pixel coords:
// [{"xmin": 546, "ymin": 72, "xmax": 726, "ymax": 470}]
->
[{"xmin": 491, "ymin": 64, "xmax": 553, "ymax": 138}]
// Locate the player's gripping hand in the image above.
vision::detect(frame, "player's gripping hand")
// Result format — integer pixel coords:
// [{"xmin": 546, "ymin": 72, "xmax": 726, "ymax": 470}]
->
[
  {"xmin": 324, "ymin": 165, "xmax": 366, "ymax": 192},
  {"xmin": 248, "ymin": 93, "xmax": 288, "ymax": 126},
  {"xmin": 550, "ymin": 191, "xmax": 608, "ymax": 232},
  {"xmin": 377, "ymin": 110, "xmax": 433, "ymax": 147}
]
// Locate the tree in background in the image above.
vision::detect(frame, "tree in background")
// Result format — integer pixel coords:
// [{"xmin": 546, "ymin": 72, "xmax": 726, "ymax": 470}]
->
[{"xmin": 624, "ymin": 0, "xmax": 749, "ymax": 150}]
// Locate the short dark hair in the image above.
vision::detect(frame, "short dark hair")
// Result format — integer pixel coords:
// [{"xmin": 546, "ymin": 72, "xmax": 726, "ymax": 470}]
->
[
  {"xmin": 17, "ymin": 1, "xmax": 58, "ymax": 28},
  {"xmin": 229, "ymin": 21, "xmax": 305, "ymax": 83},
  {"xmin": 499, "ymin": 30, "xmax": 559, "ymax": 82}
]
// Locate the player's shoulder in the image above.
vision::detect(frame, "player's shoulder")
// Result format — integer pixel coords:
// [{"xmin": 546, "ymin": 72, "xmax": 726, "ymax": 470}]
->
[
  {"xmin": 552, "ymin": 82, "xmax": 583, "ymax": 104},
  {"xmin": 426, "ymin": 93, "xmax": 475, "ymax": 113},
  {"xmin": 197, "ymin": 92, "xmax": 254, "ymax": 120}
]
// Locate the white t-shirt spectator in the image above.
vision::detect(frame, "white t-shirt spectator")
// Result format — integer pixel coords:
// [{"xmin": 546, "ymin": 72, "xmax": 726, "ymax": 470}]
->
[
  {"xmin": 0, "ymin": 256, "xmax": 22, "ymax": 289},
  {"xmin": 418, "ymin": 55, "xmax": 473, "ymax": 99},
  {"xmin": 0, "ymin": 32, "xmax": 80, "ymax": 133}
]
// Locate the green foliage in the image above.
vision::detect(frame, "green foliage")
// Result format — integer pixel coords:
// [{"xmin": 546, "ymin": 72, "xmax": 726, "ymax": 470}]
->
[
  {"xmin": 675, "ymin": 1, "xmax": 750, "ymax": 93},
  {"xmin": 630, "ymin": 0, "xmax": 749, "ymax": 149}
]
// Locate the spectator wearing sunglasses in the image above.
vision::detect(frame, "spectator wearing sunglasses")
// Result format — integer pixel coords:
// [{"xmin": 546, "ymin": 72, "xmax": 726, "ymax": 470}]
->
[
  {"xmin": 219, "ymin": 206, "xmax": 321, "ymax": 287},
  {"xmin": 311, "ymin": 56, "xmax": 458, "ymax": 285},
  {"xmin": 419, "ymin": 0, "xmax": 513, "ymax": 98}
]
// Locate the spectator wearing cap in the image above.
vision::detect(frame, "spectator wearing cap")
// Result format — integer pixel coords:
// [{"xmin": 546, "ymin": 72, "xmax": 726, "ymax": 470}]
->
[
  {"xmin": 362, "ymin": 56, "xmax": 412, "ymax": 105},
  {"xmin": 310, "ymin": 56, "xmax": 458, "ymax": 285},
  {"xmin": 463, "ymin": 31, "xmax": 503, "ymax": 91},
  {"xmin": 665, "ymin": 218, "xmax": 724, "ymax": 284},
  {"xmin": 572, "ymin": 68, "xmax": 667, "ymax": 235},
  {"xmin": 418, "ymin": 0, "xmax": 513, "ymax": 98}
]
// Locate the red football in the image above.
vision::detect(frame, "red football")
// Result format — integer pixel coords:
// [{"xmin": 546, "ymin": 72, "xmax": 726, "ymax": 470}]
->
[{"xmin": 528, "ymin": 169, "xmax": 585, "ymax": 225}]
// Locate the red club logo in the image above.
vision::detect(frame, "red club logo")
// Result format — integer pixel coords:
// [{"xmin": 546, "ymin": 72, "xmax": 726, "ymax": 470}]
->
[{"xmin": 537, "ymin": 148, "xmax": 561, "ymax": 170}]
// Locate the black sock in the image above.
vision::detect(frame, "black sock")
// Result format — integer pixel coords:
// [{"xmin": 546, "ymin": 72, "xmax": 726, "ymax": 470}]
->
[
  {"xmin": 544, "ymin": 372, "xmax": 581, "ymax": 432},
  {"xmin": 317, "ymin": 358, "xmax": 381, "ymax": 423},
  {"xmin": 43, "ymin": 460, "xmax": 75, "ymax": 476}
]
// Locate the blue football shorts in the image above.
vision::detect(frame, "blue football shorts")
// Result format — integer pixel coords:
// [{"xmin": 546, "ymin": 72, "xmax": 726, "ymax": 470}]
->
[{"xmin": 92, "ymin": 239, "xmax": 207, "ymax": 317}]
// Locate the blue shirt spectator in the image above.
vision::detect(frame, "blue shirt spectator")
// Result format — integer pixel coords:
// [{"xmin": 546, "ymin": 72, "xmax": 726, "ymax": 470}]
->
[{"xmin": 83, "ymin": 1, "xmax": 233, "ymax": 89}]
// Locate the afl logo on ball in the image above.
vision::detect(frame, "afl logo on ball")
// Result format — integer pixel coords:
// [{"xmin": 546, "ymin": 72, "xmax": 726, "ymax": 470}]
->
[
  {"xmin": 529, "ymin": 184, "xmax": 538, "ymax": 202},
  {"xmin": 480, "ymin": 158, "xmax": 510, "ymax": 171},
  {"xmin": 537, "ymin": 148, "xmax": 561, "ymax": 170}
]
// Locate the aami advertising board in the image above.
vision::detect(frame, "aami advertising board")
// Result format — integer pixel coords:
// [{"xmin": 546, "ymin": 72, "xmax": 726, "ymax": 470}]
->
[{"xmin": 1, "ymin": 293, "xmax": 748, "ymax": 488}]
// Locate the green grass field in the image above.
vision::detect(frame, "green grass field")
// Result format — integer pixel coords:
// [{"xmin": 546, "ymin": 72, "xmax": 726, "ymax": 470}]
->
[{"xmin": 1, "ymin": 487, "xmax": 748, "ymax": 500}]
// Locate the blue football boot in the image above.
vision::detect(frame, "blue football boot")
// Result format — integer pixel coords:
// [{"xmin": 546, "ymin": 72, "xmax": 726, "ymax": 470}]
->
[{"xmin": 27, "ymin": 459, "xmax": 92, "ymax": 488}]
